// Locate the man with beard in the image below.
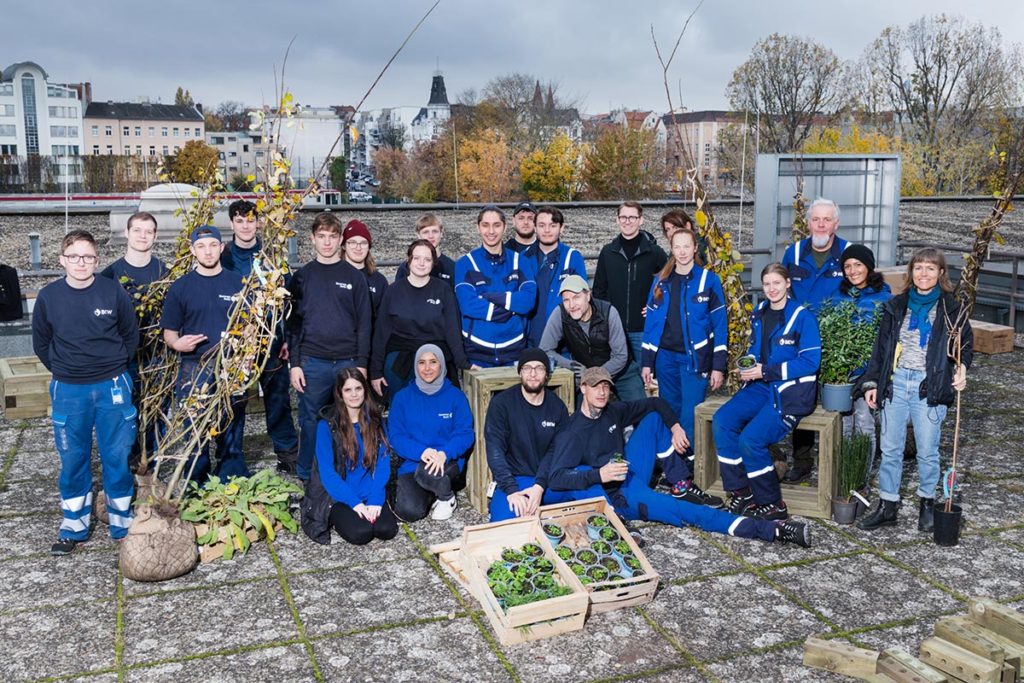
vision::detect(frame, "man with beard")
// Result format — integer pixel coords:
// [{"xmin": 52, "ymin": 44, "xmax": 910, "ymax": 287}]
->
[
  {"xmin": 505, "ymin": 201, "xmax": 538, "ymax": 256},
  {"xmin": 526, "ymin": 206, "xmax": 586, "ymax": 347},
  {"xmin": 780, "ymin": 198, "xmax": 849, "ymax": 483},
  {"xmin": 484, "ymin": 348, "xmax": 576, "ymax": 522}
]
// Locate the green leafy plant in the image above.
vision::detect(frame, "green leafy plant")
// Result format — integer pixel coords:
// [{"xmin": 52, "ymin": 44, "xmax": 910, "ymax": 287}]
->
[
  {"xmin": 180, "ymin": 469, "xmax": 302, "ymax": 560},
  {"xmin": 521, "ymin": 542, "xmax": 544, "ymax": 558},
  {"xmin": 623, "ymin": 554, "xmax": 642, "ymax": 571},
  {"xmin": 737, "ymin": 355, "xmax": 756, "ymax": 370},
  {"xmin": 838, "ymin": 432, "xmax": 872, "ymax": 502},
  {"xmin": 587, "ymin": 514, "xmax": 609, "ymax": 528},
  {"xmin": 599, "ymin": 526, "xmax": 621, "ymax": 542},
  {"xmin": 613, "ymin": 540, "xmax": 632, "ymax": 556},
  {"xmin": 591, "ymin": 540, "xmax": 611, "ymax": 556},
  {"xmin": 600, "ymin": 556, "xmax": 621, "ymax": 572},
  {"xmin": 587, "ymin": 566, "xmax": 609, "ymax": 582},
  {"xmin": 555, "ymin": 546, "xmax": 573, "ymax": 561},
  {"xmin": 818, "ymin": 301, "xmax": 881, "ymax": 385},
  {"xmin": 575, "ymin": 548, "xmax": 598, "ymax": 565},
  {"xmin": 501, "ymin": 548, "xmax": 525, "ymax": 563}
]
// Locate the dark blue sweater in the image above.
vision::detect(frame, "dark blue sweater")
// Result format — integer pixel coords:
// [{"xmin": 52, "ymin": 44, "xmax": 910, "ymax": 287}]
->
[
  {"xmin": 286, "ymin": 259, "xmax": 371, "ymax": 367},
  {"xmin": 33, "ymin": 276, "xmax": 138, "ymax": 383},
  {"xmin": 314, "ymin": 420, "xmax": 389, "ymax": 508},
  {"xmin": 548, "ymin": 398, "xmax": 677, "ymax": 492},
  {"xmin": 100, "ymin": 256, "xmax": 168, "ymax": 298},
  {"xmin": 388, "ymin": 379, "xmax": 475, "ymax": 476},
  {"xmin": 485, "ymin": 386, "xmax": 568, "ymax": 495},
  {"xmin": 394, "ymin": 254, "xmax": 456, "ymax": 289},
  {"xmin": 161, "ymin": 269, "xmax": 243, "ymax": 361},
  {"xmin": 221, "ymin": 238, "xmax": 260, "ymax": 276}
]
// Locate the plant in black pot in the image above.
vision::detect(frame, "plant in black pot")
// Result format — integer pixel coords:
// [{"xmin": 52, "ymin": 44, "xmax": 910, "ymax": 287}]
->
[
  {"xmin": 817, "ymin": 301, "xmax": 880, "ymax": 412},
  {"xmin": 832, "ymin": 431, "xmax": 871, "ymax": 524},
  {"xmin": 935, "ymin": 305, "xmax": 970, "ymax": 547}
]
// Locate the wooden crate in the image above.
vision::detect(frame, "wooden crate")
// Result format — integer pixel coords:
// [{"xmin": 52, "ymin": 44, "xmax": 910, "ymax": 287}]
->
[
  {"xmin": 0, "ymin": 356, "xmax": 52, "ymax": 419},
  {"xmin": 693, "ymin": 395, "xmax": 841, "ymax": 519},
  {"xmin": 459, "ymin": 516, "xmax": 588, "ymax": 645},
  {"xmin": 538, "ymin": 497, "xmax": 660, "ymax": 614},
  {"xmin": 461, "ymin": 367, "xmax": 575, "ymax": 514},
  {"xmin": 971, "ymin": 320, "xmax": 1015, "ymax": 355},
  {"xmin": 878, "ymin": 266, "xmax": 908, "ymax": 295}
]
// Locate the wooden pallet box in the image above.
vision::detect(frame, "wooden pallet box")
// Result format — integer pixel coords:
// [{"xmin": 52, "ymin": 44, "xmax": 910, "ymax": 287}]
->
[
  {"xmin": 0, "ymin": 356, "xmax": 52, "ymax": 419},
  {"xmin": 461, "ymin": 367, "xmax": 575, "ymax": 515},
  {"xmin": 538, "ymin": 497, "xmax": 660, "ymax": 614},
  {"xmin": 970, "ymin": 320, "xmax": 1015, "ymax": 355},
  {"xmin": 458, "ymin": 516, "xmax": 589, "ymax": 646}
]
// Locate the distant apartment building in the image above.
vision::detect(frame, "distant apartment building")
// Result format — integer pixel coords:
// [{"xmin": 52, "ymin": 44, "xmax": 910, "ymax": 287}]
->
[
  {"xmin": 662, "ymin": 110, "xmax": 745, "ymax": 189},
  {"xmin": 205, "ymin": 130, "xmax": 272, "ymax": 181},
  {"xmin": 83, "ymin": 101, "xmax": 204, "ymax": 158},
  {"xmin": 256, "ymin": 104, "xmax": 353, "ymax": 183},
  {"xmin": 583, "ymin": 109, "xmax": 663, "ymax": 147}
]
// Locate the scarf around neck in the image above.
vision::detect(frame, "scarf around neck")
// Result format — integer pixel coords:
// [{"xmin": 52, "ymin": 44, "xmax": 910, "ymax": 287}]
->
[{"xmin": 907, "ymin": 287, "xmax": 940, "ymax": 348}]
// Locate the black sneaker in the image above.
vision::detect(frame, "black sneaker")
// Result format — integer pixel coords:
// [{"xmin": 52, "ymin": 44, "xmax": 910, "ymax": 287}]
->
[
  {"xmin": 746, "ymin": 501, "xmax": 789, "ymax": 521},
  {"xmin": 726, "ymin": 492, "xmax": 755, "ymax": 516},
  {"xmin": 51, "ymin": 538, "xmax": 79, "ymax": 556},
  {"xmin": 776, "ymin": 520, "xmax": 811, "ymax": 548},
  {"xmin": 782, "ymin": 463, "xmax": 813, "ymax": 484},
  {"xmin": 671, "ymin": 480, "xmax": 725, "ymax": 508}
]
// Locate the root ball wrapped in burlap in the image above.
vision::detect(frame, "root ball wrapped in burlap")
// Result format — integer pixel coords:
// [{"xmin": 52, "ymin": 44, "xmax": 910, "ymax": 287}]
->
[{"xmin": 120, "ymin": 504, "xmax": 198, "ymax": 582}]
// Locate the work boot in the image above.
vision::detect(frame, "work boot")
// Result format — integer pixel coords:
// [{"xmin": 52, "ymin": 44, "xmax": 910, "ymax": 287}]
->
[
  {"xmin": 782, "ymin": 462, "xmax": 813, "ymax": 484},
  {"xmin": 918, "ymin": 497, "xmax": 935, "ymax": 533},
  {"xmin": 857, "ymin": 499, "xmax": 900, "ymax": 531},
  {"xmin": 747, "ymin": 500, "xmax": 789, "ymax": 521},
  {"xmin": 775, "ymin": 520, "xmax": 811, "ymax": 548},
  {"xmin": 670, "ymin": 480, "xmax": 725, "ymax": 509},
  {"xmin": 726, "ymin": 491, "xmax": 755, "ymax": 516}
]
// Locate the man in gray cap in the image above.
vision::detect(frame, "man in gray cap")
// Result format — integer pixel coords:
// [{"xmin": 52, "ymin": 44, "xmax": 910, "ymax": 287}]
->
[{"xmin": 539, "ymin": 274, "xmax": 645, "ymax": 401}]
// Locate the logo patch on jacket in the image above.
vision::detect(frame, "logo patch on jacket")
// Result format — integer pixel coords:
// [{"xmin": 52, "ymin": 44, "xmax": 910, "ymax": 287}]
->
[
  {"xmin": 335, "ymin": 281, "xmax": 353, "ymax": 290},
  {"xmin": 426, "ymin": 298, "xmax": 441, "ymax": 305},
  {"xmin": 540, "ymin": 420, "xmax": 556, "ymax": 428},
  {"xmin": 777, "ymin": 334, "xmax": 798, "ymax": 346},
  {"xmin": 437, "ymin": 412, "xmax": 453, "ymax": 419},
  {"xmin": 94, "ymin": 308, "xmax": 113, "ymax": 316},
  {"xmin": 693, "ymin": 293, "xmax": 710, "ymax": 304}
]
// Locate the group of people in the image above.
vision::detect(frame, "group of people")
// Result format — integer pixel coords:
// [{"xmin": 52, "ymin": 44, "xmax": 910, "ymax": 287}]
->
[{"xmin": 30, "ymin": 196, "xmax": 971, "ymax": 557}]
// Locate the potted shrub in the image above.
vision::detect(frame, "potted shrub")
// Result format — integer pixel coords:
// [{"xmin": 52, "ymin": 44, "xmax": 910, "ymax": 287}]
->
[
  {"xmin": 832, "ymin": 432, "xmax": 871, "ymax": 524},
  {"xmin": 817, "ymin": 302, "xmax": 880, "ymax": 412},
  {"xmin": 555, "ymin": 545, "xmax": 574, "ymax": 562},
  {"xmin": 542, "ymin": 522, "xmax": 565, "ymax": 546},
  {"xmin": 591, "ymin": 539, "xmax": 612, "ymax": 556}
]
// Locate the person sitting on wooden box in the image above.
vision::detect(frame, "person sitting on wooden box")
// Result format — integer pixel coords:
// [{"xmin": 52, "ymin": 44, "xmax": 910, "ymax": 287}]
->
[
  {"xmin": 300, "ymin": 368, "xmax": 398, "ymax": 545},
  {"xmin": 547, "ymin": 366, "xmax": 811, "ymax": 547},
  {"xmin": 389, "ymin": 344, "xmax": 474, "ymax": 522},
  {"xmin": 712, "ymin": 263, "xmax": 821, "ymax": 521},
  {"xmin": 485, "ymin": 347, "xmax": 581, "ymax": 522}
]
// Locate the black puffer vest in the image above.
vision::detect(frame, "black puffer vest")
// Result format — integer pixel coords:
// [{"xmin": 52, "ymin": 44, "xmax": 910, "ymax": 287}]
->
[{"xmin": 560, "ymin": 298, "xmax": 630, "ymax": 376}]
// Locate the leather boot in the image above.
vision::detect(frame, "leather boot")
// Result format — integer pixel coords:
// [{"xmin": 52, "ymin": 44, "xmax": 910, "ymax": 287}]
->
[
  {"xmin": 857, "ymin": 499, "xmax": 899, "ymax": 531},
  {"xmin": 918, "ymin": 497, "xmax": 935, "ymax": 532}
]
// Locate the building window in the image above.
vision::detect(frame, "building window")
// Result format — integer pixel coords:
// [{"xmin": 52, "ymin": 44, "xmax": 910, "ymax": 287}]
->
[
  {"xmin": 174, "ymin": 146, "xmax": 180, "ymax": 153},
  {"xmin": 123, "ymin": 126, "xmax": 129, "ymax": 136},
  {"xmin": 0, "ymin": 124, "xmax": 16, "ymax": 136},
  {"xmin": 134, "ymin": 126, "xmax": 141, "ymax": 137},
  {"xmin": 172, "ymin": 127, "xmax": 179, "ymax": 137},
  {"xmin": 704, "ymin": 142, "xmax": 711, "ymax": 152},
  {"xmin": 69, "ymin": 145, "xmax": 79, "ymax": 155},
  {"xmin": 184, "ymin": 127, "xmax": 190, "ymax": 137},
  {"xmin": 149, "ymin": 145, "xmax": 155, "ymax": 156},
  {"xmin": 162, "ymin": 145, "xmax": 169, "ymax": 155},
  {"xmin": 91, "ymin": 125, "xmax": 98, "ymax": 136},
  {"xmin": 161, "ymin": 127, "xmax": 168, "ymax": 137},
  {"xmin": 0, "ymin": 84, "xmax": 13, "ymax": 95},
  {"xmin": 194, "ymin": 127, "xmax": 200, "ymax": 137},
  {"xmin": 0, "ymin": 144, "xmax": 18, "ymax": 154},
  {"xmin": 136, "ymin": 145, "xmax": 142, "ymax": 155},
  {"xmin": 148, "ymin": 126, "xmax": 155, "ymax": 136},
  {"xmin": 242, "ymin": 144, "xmax": 249, "ymax": 152},
  {"xmin": 125, "ymin": 146, "xmax": 132, "ymax": 155},
  {"xmin": 105, "ymin": 125, "xmax": 112, "ymax": 136},
  {"xmin": 51, "ymin": 145, "xmax": 65, "ymax": 155},
  {"xmin": 0, "ymin": 104, "xmax": 15, "ymax": 117},
  {"xmin": 212, "ymin": 136, "xmax": 224, "ymax": 144},
  {"xmin": 20, "ymin": 74, "xmax": 39, "ymax": 154},
  {"xmin": 68, "ymin": 126, "xmax": 78, "ymax": 137},
  {"xmin": 106, "ymin": 145, "xmax": 113, "ymax": 154},
  {"xmin": 93, "ymin": 145, "xmax": 100, "ymax": 155},
  {"xmin": 229, "ymin": 151, "xmax": 237, "ymax": 157},
  {"xmin": 704, "ymin": 156, "xmax": 711, "ymax": 167}
]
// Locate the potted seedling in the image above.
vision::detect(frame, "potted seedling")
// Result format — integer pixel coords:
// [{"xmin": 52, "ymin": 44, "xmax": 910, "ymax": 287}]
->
[
  {"xmin": 501, "ymin": 547, "xmax": 525, "ymax": 564},
  {"xmin": 575, "ymin": 547, "xmax": 599, "ymax": 566},
  {"xmin": 599, "ymin": 526, "xmax": 621, "ymax": 543},
  {"xmin": 622, "ymin": 554, "xmax": 642, "ymax": 574},
  {"xmin": 532, "ymin": 573, "xmax": 556, "ymax": 592},
  {"xmin": 934, "ymin": 305, "xmax": 970, "ymax": 547},
  {"xmin": 599, "ymin": 556, "xmax": 622, "ymax": 573},
  {"xmin": 521, "ymin": 542, "xmax": 544, "ymax": 558},
  {"xmin": 817, "ymin": 302, "xmax": 880, "ymax": 412},
  {"xmin": 612, "ymin": 540, "xmax": 632, "ymax": 557},
  {"xmin": 586, "ymin": 513, "xmax": 610, "ymax": 540},
  {"xmin": 532, "ymin": 557, "xmax": 554, "ymax": 574},
  {"xmin": 542, "ymin": 522, "xmax": 565, "ymax": 546},
  {"xmin": 567, "ymin": 560, "xmax": 586, "ymax": 578},
  {"xmin": 587, "ymin": 566, "xmax": 609, "ymax": 583},
  {"xmin": 736, "ymin": 354, "xmax": 757, "ymax": 371},
  {"xmin": 832, "ymin": 431, "xmax": 871, "ymax": 524},
  {"xmin": 591, "ymin": 539, "xmax": 612, "ymax": 556},
  {"xmin": 555, "ymin": 545, "xmax": 574, "ymax": 561}
]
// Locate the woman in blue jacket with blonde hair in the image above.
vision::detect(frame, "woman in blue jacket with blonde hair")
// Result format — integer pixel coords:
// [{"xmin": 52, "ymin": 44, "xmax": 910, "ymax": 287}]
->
[
  {"xmin": 712, "ymin": 262, "xmax": 821, "ymax": 521},
  {"xmin": 641, "ymin": 227, "xmax": 728, "ymax": 508}
]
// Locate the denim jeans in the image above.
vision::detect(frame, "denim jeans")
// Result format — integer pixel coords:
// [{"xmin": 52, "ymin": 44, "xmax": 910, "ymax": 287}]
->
[
  {"xmin": 654, "ymin": 349, "xmax": 709, "ymax": 473},
  {"xmin": 50, "ymin": 372, "xmax": 136, "ymax": 540},
  {"xmin": 614, "ymin": 331, "xmax": 647, "ymax": 402},
  {"xmin": 877, "ymin": 367, "xmax": 947, "ymax": 502},
  {"xmin": 296, "ymin": 356, "xmax": 358, "ymax": 480}
]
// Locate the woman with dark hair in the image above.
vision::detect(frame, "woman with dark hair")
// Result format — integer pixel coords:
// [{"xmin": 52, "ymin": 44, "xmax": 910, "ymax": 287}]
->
[
  {"xmin": 856, "ymin": 247, "xmax": 972, "ymax": 533},
  {"xmin": 712, "ymin": 263, "xmax": 821, "ymax": 521},
  {"xmin": 370, "ymin": 239, "xmax": 471, "ymax": 402},
  {"xmin": 300, "ymin": 369, "xmax": 398, "ymax": 545},
  {"xmin": 640, "ymin": 227, "xmax": 728, "ymax": 507},
  {"xmin": 827, "ymin": 244, "xmax": 891, "ymax": 466}
]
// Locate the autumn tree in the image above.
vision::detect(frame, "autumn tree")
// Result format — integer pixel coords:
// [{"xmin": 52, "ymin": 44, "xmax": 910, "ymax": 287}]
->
[
  {"xmin": 457, "ymin": 128, "xmax": 520, "ymax": 202},
  {"xmin": 374, "ymin": 147, "xmax": 418, "ymax": 201},
  {"xmin": 726, "ymin": 34, "xmax": 850, "ymax": 153},
  {"xmin": 581, "ymin": 127, "xmax": 663, "ymax": 200},
  {"xmin": 801, "ymin": 125, "xmax": 937, "ymax": 196},
  {"xmin": 166, "ymin": 140, "xmax": 219, "ymax": 184},
  {"xmin": 520, "ymin": 132, "xmax": 584, "ymax": 201},
  {"xmin": 328, "ymin": 156, "xmax": 348, "ymax": 192},
  {"xmin": 174, "ymin": 87, "xmax": 194, "ymax": 107}
]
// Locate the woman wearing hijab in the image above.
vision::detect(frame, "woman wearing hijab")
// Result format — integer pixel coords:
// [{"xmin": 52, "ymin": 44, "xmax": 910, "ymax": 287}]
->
[
  {"xmin": 855, "ymin": 248, "xmax": 972, "ymax": 533},
  {"xmin": 299, "ymin": 369, "xmax": 397, "ymax": 545},
  {"xmin": 388, "ymin": 344, "xmax": 475, "ymax": 522}
]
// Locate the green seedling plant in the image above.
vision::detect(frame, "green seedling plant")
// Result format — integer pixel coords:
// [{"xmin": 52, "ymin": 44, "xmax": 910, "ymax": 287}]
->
[
  {"xmin": 555, "ymin": 546, "xmax": 574, "ymax": 561},
  {"xmin": 591, "ymin": 540, "xmax": 611, "ymax": 555}
]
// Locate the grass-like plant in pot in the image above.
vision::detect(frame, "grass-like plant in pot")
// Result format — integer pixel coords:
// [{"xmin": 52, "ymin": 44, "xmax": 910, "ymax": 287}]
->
[
  {"xmin": 833, "ymin": 431, "xmax": 871, "ymax": 524},
  {"xmin": 817, "ymin": 301, "xmax": 880, "ymax": 412}
]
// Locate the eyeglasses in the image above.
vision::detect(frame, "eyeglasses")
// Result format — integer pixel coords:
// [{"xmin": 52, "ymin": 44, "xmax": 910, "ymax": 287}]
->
[
  {"xmin": 346, "ymin": 239, "xmax": 370, "ymax": 248},
  {"xmin": 63, "ymin": 254, "xmax": 98, "ymax": 264},
  {"xmin": 617, "ymin": 215, "xmax": 640, "ymax": 223},
  {"xmin": 520, "ymin": 364, "xmax": 547, "ymax": 375}
]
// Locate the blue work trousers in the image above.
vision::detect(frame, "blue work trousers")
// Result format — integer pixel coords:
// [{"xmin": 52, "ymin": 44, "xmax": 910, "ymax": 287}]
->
[
  {"xmin": 175, "ymin": 362, "xmax": 250, "ymax": 484},
  {"xmin": 296, "ymin": 356, "xmax": 358, "ymax": 480},
  {"xmin": 654, "ymin": 349, "xmax": 709, "ymax": 478},
  {"xmin": 488, "ymin": 475, "xmax": 588, "ymax": 523}
]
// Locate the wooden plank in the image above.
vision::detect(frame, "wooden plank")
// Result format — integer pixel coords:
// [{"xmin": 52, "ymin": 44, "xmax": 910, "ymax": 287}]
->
[
  {"xmin": 936, "ymin": 617, "xmax": 1006, "ymax": 668},
  {"xmin": 864, "ymin": 675, "xmax": 901, "ymax": 683},
  {"xmin": 878, "ymin": 648, "xmax": 949, "ymax": 683},
  {"xmin": 1000, "ymin": 662, "xmax": 1014, "ymax": 683},
  {"xmin": 919, "ymin": 637, "xmax": 1002, "ymax": 683},
  {"xmin": 802, "ymin": 637, "xmax": 879, "ymax": 678},
  {"xmin": 970, "ymin": 598, "xmax": 1024, "ymax": 646},
  {"xmin": 954, "ymin": 618, "xmax": 1024, "ymax": 677}
]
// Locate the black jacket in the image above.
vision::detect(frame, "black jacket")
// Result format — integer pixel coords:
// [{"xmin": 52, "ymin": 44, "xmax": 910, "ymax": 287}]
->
[
  {"xmin": 593, "ymin": 230, "xmax": 667, "ymax": 333},
  {"xmin": 854, "ymin": 291, "xmax": 973, "ymax": 407}
]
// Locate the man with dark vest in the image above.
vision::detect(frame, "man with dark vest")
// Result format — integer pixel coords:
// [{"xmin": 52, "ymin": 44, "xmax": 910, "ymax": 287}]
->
[{"xmin": 538, "ymin": 274, "xmax": 645, "ymax": 401}]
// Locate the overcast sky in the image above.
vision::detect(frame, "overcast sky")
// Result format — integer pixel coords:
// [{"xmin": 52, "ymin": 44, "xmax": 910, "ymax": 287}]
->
[{"xmin": 5, "ymin": 0, "xmax": 1023, "ymax": 115}]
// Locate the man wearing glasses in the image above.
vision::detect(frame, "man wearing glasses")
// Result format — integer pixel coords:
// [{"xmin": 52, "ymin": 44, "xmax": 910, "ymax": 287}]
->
[
  {"xmin": 593, "ymin": 201, "xmax": 667, "ymax": 396},
  {"xmin": 33, "ymin": 230, "xmax": 139, "ymax": 555}
]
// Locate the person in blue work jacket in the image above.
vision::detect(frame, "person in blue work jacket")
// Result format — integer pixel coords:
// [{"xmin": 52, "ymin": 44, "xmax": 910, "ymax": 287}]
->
[
  {"xmin": 389, "ymin": 344, "xmax": 475, "ymax": 522},
  {"xmin": 300, "ymin": 368, "xmax": 397, "ymax": 546},
  {"xmin": 712, "ymin": 263, "xmax": 822, "ymax": 521},
  {"xmin": 547, "ymin": 366, "xmax": 811, "ymax": 547},
  {"xmin": 781, "ymin": 197, "xmax": 849, "ymax": 483},
  {"xmin": 33, "ymin": 230, "xmax": 139, "ymax": 555},
  {"xmin": 526, "ymin": 207, "xmax": 586, "ymax": 347},
  {"xmin": 219, "ymin": 199, "xmax": 299, "ymax": 475},
  {"xmin": 455, "ymin": 206, "xmax": 538, "ymax": 367},
  {"xmin": 640, "ymin": 227, "xmax": 728, "ymax": 508}
]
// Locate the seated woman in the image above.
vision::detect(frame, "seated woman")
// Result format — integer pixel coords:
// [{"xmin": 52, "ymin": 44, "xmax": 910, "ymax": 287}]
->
[
  {"xmin": 300, "ymin": 369, "xmax": 397, "ymax": 546},
  {"xmin": 371, "ymin": 239, "xmax": 471, "ymax": 403},
  {"xmin": 712, "ymin": 263, "xmax": 821, "ymax": 520},
  {"xmin": 827, "ymin": 244, "xmax": 891, "ymax": 471},
  {"xmin": 389, "ymin": 344, "xmax": 475, "ymax": 522},
  {"xmin": 856, "ymin": 247, "xmax": 971, "ymax": 532}
]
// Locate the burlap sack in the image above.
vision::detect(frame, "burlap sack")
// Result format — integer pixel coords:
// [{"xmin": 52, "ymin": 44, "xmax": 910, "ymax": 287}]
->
[
  {"xmin": 96, "ymin": 473, "xmax": 159, "ymax": 526},
  {"xmin": 119, "ymin": 504, "xmax": 197, "ymax": 582}
]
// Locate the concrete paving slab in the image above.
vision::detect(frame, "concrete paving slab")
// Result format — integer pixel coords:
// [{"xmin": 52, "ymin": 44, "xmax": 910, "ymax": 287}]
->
[
  {"xmin": 0, "ymin": 477, "xmax": 59, "ymax": 514},
  {"xmin": 6, "ymin": 448, "xmax": 61, "ymax": 482},
  {"xmin": 711, "ymin": 518, "xmax": 864, "ymax": 567},
  {"xmin": 271, "ymin": 524, "xmax": 419, "ymax": 575},
  {"xmin": 642, "ymin": 574, "xmax": 824, "ymax": 661},
  {"xmin": 122, "ymin": 539, "xmax": 278, "ymax": 597},
  {"xmin": 2, "ymin": 550, "xmax": 118, "ymax": 612},
  {"xmin": 500, "ymin": 607, "xmax": 685, "ymax": 683},
  {"xmin": 889, "ymin": 533, "xmax": 1024, "ymax": 599},
  {"xmin": 764, "ymin": 554, "xmax": 961, "ymax": 631},
  {"xmin": 995, "ymin": 526, "xmax": 1024, "ymax": 550},
  {"xmin": 290, "ymin": 557, "xmax": 458, "ymax": 637},
  {"xmin": 958, "ymin": 479, "xmax": 1024, "ymax": 529},
  {"xmin": 0, "ymin": 600, "xmax": 116, "ymax": 682},
  {"xmin": 705, "ymin": 645, "xmax": 849, "ymax": 682},
  {"xmin": 0, "ymin": 511, "xmax": 62, "ymax": 560},
  {"xmin": 848, "ymin": 618, "xmax": 942, "ymax": 656},
  {"xmin": 124, "ymin": 643, "xmax": 315, "ymax": 683},
  {"xmin": 617, "ymin": 665, "xmax": 710, "ymax": 682},
  {"xmin": 122, "ymin": 578, "xmax": 296, "ymax": 665},
  {"xmin": 313, "ymin": 616, "xmax": 514, "ymax": 683},
  {"xmin": 637, "ymin": 524, "xmax": 742, "ymax": 582}
]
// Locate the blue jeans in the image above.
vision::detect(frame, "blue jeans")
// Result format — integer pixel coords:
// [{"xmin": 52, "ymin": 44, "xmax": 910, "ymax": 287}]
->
[
  {"xmin": 50, "ymin": 373, "xmax": 136, "ymax": 540},
  {"xmin": 713, "ymin": 382, "xmax": 796, "ymax": 506},
  {"xmin": 256, "ymin": 337, "xmax": 298, "ymax": 457},
  {"xmin": 297, "ymin": 356, "xmax": 358, "ymax": 480},
  {"xmin": 488, "ymin": 475, "xmax": 584, "ymax": 522},
  {"xmin": 877, "ymin": 368, "xmax": 947, "ymax": 502},
  {"xmin": 654, "ymin": 349, "xmax": 710, "ymax": 477},
  {"xmin": 176, "ymin": 362, "xmax": 250, "ymax": 484}
]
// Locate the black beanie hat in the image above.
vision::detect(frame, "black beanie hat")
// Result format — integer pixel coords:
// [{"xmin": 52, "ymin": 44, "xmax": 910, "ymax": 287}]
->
[
  {"xmin": 841, "ymin": 244, "xmax": 876, "ymax": 273},
  {"xmin": 516, "ymin": 347, "xmax": 550, "ymax": 374}
]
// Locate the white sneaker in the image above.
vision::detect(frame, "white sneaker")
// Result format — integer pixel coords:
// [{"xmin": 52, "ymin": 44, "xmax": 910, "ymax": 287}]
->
[{"xmin": 431, "ymin": 496, "xmax": 457, "ymax": 521}]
